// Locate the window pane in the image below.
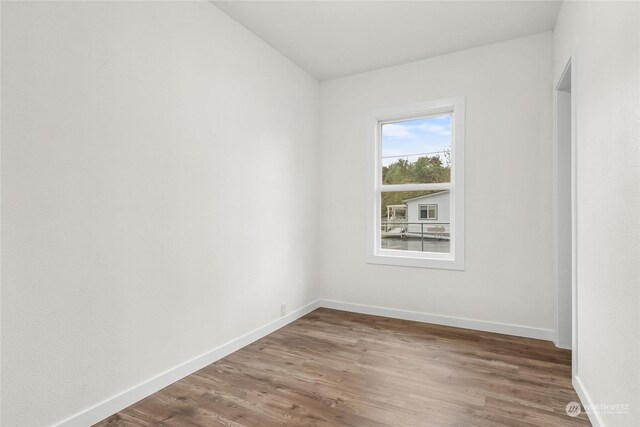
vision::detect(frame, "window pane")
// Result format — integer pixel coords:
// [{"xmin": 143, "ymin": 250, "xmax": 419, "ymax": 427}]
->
[
  {"xmin": 381, "ymin": 115, "xmax": 451, "ymax": 184},
  {"xmin": 419, "ymin": 206, "xmax": 428, "ymax": 219},
  {"xmin": 380, "ymin": 191, "xmax": 451, "ymax": 253}
]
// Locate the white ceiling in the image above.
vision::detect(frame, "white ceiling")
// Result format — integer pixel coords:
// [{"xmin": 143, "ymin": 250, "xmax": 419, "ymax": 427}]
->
[{"xmin": 213, "ymin": 1, "xmax": 562, "ymax": 81}]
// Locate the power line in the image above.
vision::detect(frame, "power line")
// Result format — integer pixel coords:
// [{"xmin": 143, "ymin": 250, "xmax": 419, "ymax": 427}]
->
[{"xmin": 382, "ymin": 150, "xmax": 449, "ymax": 159}]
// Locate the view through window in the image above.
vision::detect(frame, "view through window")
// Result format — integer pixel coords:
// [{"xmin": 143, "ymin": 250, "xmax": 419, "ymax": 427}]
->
[{"xmin": 380, "ymin": 115, "xmax": 452, "ymax": 254}]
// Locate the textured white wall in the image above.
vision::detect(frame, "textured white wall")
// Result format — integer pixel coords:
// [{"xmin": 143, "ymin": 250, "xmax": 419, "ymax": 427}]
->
[
  {"xmin": 554, "ymin": 2, "xmax": 640, "ymax": 425},
  {"xmin": 0, "ymin": 2, "xmax": 320, "ymax": 426},
  {"xmin": 318, "ymin": 33, "xmax": 554, "ymax": 330}
]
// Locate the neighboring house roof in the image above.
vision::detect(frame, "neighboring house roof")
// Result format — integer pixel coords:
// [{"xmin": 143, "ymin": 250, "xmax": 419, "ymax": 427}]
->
[{"xmin": 402, "ymin": 190, "xmax": 449, "ymax": 204}]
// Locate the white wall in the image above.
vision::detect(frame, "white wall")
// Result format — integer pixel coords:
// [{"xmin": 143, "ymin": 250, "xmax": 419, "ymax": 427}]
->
[
  {"xmin": 319, "ymin": 33, "xmax": 554, "ymax": 331},
  {"xmin": 0, "ymin": 2, "xmax": 320, "ymax": 426},
  {"xmin": 554, "ymin": 2, "xmax": 640, "ymax": 425}
]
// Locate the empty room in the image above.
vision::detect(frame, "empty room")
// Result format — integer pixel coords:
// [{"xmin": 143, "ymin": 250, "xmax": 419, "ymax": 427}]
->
[{"xmin": 1, "ymin": 1, "xmax": 639, "ymax": 426}]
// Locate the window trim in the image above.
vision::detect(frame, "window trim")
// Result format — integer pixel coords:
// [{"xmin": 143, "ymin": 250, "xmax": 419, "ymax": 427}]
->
[
  {"xmin": 366, "ymin": 97, "xmax": 465, "ymax": 270},
  {"xmin": 419, "ymin": 204, "xmax": 438, "ymax": 220}
]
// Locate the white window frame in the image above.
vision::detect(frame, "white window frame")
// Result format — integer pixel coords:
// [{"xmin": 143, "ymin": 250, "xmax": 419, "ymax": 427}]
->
[
  {"xmin": 419, "ymin": 204, "xmax": 438, "ymax": 220},
  {"xmin": 366, "ymin": 97, "xmax": 465, "ymax": 270}
]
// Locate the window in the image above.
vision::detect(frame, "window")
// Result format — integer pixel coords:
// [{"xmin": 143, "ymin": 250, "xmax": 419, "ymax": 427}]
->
[
  {"xmin": 366, "ymin": 97, "xmax": 465, "ymax": 270},
  {"xmin": 419, "ymin": 204, "xmax": 438, "ymax": 220}
]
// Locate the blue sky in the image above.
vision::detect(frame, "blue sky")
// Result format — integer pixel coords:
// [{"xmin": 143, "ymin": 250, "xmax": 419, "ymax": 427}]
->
[{"xmin": 381, "ymin": 115, "xmax": 451, "ymax": 167}]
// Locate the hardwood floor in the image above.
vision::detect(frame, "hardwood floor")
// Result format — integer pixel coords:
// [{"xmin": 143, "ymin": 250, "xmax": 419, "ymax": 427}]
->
[{"xmin": 95, "ymin": 308, "xmax": 591, "ymax": 426}]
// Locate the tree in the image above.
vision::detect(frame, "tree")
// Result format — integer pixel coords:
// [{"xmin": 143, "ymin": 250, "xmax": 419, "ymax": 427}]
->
[{"xmin": 380, "ymin": 151, "xmax": 450, "ymax": 217}]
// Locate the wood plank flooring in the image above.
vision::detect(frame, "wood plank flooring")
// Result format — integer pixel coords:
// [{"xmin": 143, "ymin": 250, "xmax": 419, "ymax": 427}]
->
[{"xmin": 95, "ymin": 308, "xmax": 591, "ymax": 426}]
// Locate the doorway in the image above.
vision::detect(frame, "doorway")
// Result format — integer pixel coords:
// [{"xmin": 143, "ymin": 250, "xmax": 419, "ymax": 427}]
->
[{"xmin": 555, "ymin": 60, "xmax": 575, "ymax": 360}]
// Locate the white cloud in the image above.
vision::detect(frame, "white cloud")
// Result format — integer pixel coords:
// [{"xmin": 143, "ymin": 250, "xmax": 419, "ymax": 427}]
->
[
  {"xmin": 382, "ymin": 123, "xmax": 414, "ymax": 138},
  {"xmin": 383, "ymin": 122, "xmax": 451, "ymax": 139},
  {"xmin": 414, "ymin": 124, "xmax": 451, "ymax": 137}
]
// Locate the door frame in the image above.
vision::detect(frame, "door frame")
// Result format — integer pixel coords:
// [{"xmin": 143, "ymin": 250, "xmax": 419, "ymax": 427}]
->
[{"xmin": 553, "ymin": 56, "xmax": 577, "ymax": 378}]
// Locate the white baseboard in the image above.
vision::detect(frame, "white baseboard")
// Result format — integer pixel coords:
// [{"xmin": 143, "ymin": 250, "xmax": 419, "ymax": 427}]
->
[
  {"xmin": 554, "ymin": 336, "xmax": 572, "ymax": 350},
  {"xmin": 55, "ymin": 299, "xmax": 321, "ymax": 427},
  {"xmin": 574, "ymin": 375, "xmax": 604, "ymax": 427},
  {"xmin": 319, "ymin": 299, "xmax": 555, "ymax": 341},
  {"xmin": 55, "ymin": 298, "xmax": 556, "ymax": 426}
]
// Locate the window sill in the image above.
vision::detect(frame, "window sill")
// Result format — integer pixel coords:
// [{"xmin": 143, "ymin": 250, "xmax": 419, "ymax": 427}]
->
[{"xmin": 367, "ymin": 252, "xmax": 464, "ymax": 271}]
